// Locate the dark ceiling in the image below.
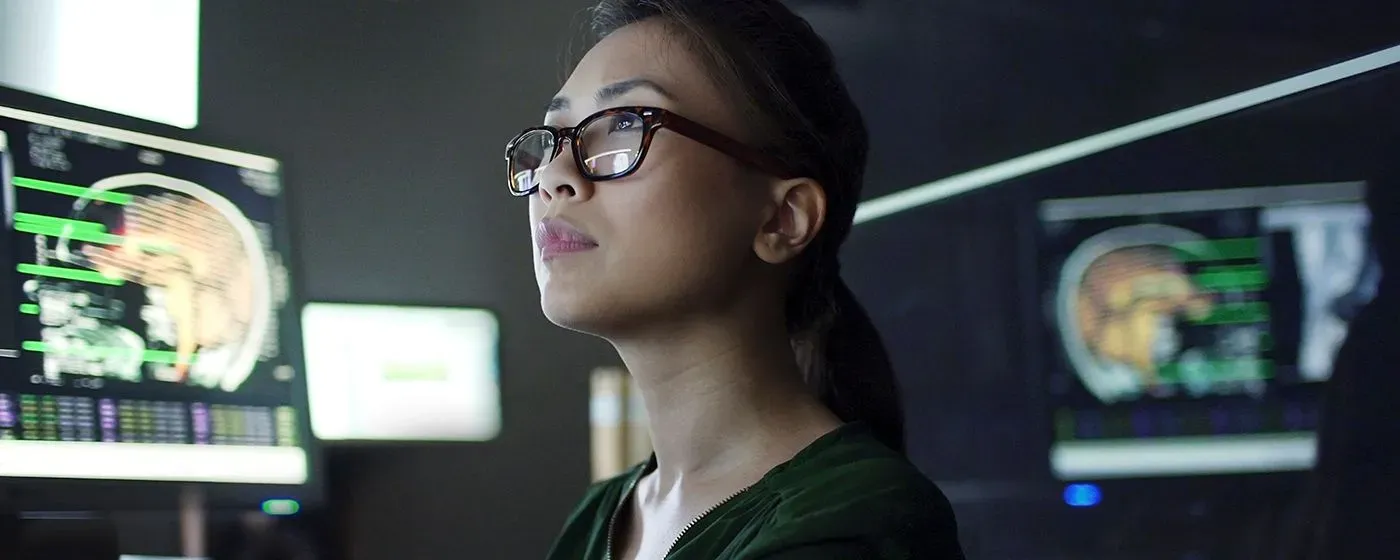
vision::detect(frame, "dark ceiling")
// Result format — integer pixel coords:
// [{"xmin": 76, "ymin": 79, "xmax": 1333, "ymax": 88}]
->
[{"xmin": 793, "ymin": 0, "xmax": 1399, "ymax": 200}]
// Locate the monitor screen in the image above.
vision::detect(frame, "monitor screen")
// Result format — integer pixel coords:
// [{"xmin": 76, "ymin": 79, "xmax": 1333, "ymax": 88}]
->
[
  {"xmin": 1040, "ymin": 182, "xmax": 1379, "ymax": 479},
  {"xmin": 302, "ymin": 303, "xmax": 501, "ymax": 442},
  {"xmin": 0, "ymin": 104, "xmax": 308, "ymax": 485},
  {"xmin": 0, "ymin": 0, "xmax": 200, "ymax": 129}
]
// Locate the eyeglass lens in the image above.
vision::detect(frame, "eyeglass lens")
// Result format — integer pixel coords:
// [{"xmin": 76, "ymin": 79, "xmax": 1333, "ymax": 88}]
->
[{"xmin": 509, "ymin": 111, "xmax": 646, "ymax": 194}]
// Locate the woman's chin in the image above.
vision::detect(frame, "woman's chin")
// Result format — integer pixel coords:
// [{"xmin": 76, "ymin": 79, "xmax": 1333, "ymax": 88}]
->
[{"xmin": 540, "ymin": 295, "xmax": 610, "ymax": 335}]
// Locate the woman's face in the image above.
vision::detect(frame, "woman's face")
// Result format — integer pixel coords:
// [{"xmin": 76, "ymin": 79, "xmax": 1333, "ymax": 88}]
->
[{"xmin": 530, "ymin": 19, "xmax": 771, "ymax": 336}]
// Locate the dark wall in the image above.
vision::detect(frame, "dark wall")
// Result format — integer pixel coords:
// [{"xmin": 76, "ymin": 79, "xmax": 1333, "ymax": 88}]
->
[
  {"xmin": 197, "ymin": 1, "xmax": 614, "ymax": 558},
  {"xmin": 804, "ymin": 0, "xmax": 1400, "ymax": 201},
  {"xmin": 2, "ymin": 0, "xmax": 1393, "ymax": 557},
  {"xmin": 194, "ymin": 1, "xmax": 1393, "ymax": 556},
  {"xmin": 841, "ymin": 54, "xmax": 1399, "ymax": 560},
  {"xmin": 816, "ymin": 2, "xmax": 1396, "ymax": 557}
]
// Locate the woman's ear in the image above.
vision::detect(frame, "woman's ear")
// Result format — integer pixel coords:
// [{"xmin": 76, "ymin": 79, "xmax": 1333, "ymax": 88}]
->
[{"xmin": 754, "ymin": 177, "xmax": 827, "ymax": 264}]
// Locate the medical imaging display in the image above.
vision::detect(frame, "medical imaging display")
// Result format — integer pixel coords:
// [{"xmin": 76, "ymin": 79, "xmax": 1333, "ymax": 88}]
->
[
  {"xmin": 0, "ymin": 106, "xmax": 309, "ymax": 484},
  {"xmin": 1038, "ymin": 183, "xmax": 1379, "ymax": 479}
]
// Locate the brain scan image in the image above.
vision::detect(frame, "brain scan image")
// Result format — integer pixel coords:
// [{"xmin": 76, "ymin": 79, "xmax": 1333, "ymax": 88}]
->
[
  {"xmin": 1073, "ymin": 245, "xmax": 1216, "ymax": 392},
  {"xmin": 1053, "ymin": 224, "xmax": 1274, "ymax": 403},
  {"xmin": 29, "ymin": 173, "xmax": 273, "ymax": 393}
]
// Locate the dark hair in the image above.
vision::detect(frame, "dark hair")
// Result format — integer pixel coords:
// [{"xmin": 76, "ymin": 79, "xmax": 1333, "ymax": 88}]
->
[
  {"xmin": 590, "ymin": 0, "xmax": 906, "ymax": 454},
  {"xmin": 1284, "ymin": 166, "xmax": 1400, "ymax": 560}
]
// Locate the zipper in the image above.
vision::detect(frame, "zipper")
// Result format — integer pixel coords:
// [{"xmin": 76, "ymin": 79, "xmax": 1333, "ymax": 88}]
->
[
  {"xmin": 661, "ymin": 484, "xmax": 754, "ymax": 558},
  {"xmin": 604, "ymin": 473, "xmax": 643, "ymax": 560},
  {"xmin": 604, "ymin": 478, "xmax": 756, "ymax": 560}
]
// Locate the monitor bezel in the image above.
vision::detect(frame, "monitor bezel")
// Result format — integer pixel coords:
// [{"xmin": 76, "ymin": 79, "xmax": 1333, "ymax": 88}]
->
[
  {"xmin": 1034, "ymin": 185, "xmax": 1371, "ymax": 482},
  {"xmin": 1004, "ymin": 61, "xmax": 1399, "ymax": 483},
  {"xmin": 0, "ymin": 96, "xmax": 321, "ymax": 512}
]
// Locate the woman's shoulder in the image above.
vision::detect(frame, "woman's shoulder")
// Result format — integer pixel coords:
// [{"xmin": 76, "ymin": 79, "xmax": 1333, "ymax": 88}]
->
[
  {"xmin": 774, "ymin": 430, "xmax": 955, "ymax": 514},
  {"xmin": 741, "ymin": 424, "xmax": 965, "ymax": 558},
  {"xmin": 766, "ymin": 422, "xmax": 951, "ymax": 500}
]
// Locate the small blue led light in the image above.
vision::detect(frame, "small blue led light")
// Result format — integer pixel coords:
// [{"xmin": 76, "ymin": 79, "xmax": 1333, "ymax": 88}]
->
[{"xmin": 1063, "ymin": 483, "xmax": 1101, "ymax": 507}]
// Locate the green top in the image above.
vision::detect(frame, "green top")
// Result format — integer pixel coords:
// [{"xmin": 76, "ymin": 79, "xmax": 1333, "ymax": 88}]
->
[{"xmin": 546, "ymin": 423, "xmax": 966, "ymax": 559}]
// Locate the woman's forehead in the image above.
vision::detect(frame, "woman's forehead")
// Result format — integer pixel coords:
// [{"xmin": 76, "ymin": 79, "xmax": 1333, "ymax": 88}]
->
[{"xmin": 554, "ymin": 20, "xmax": 720, "ymax": 114}]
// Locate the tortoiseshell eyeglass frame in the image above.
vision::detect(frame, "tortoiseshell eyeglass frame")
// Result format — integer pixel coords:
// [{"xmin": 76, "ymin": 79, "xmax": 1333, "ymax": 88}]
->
[{"xmin": 504, "ymin": 106, "xmax": 793, "ymax": 196}]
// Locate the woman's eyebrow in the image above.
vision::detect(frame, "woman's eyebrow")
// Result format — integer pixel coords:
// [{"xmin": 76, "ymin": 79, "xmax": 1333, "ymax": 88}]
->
[
  {"xmin": 546, "ymin": 77, "xmax": 675, "ymax": 113},
  {"xmin": 596, "ymin": 77, "xmax": 674, "ymax": 104}
]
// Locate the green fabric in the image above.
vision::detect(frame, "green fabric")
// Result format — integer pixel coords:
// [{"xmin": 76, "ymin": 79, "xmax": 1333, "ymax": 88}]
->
[{"xmin": 546, "ymin": 423, "xmax": 966, "ymax": 559}]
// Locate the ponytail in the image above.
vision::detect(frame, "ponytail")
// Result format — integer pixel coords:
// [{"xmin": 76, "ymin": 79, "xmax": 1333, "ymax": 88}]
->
[{"xmin": 792, "ymin": 274, "xmax": 906, "ymax": 454}]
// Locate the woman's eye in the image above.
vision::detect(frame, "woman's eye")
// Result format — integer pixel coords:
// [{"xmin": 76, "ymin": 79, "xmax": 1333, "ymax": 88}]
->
[{"xmin": 611, "ymin": 118, "xmax": 638, "ymax": 133}]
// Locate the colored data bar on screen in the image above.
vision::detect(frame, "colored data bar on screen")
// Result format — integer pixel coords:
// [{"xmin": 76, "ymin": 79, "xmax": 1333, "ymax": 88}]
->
[
  {"xmin": 208, "ymin": 404, "xmax": 278, "ymax": 446},
  {"xmin": 1156, "ymin": 359, "xmax": 1274, "ymax": 384},
  {"xmin": 3, "ymin": 393, "xmax": 296, "ymax": 448},
  {"xmin": 1055, "ymin": 402, "xmax": 1316, "ymax": 441},
  {"xmin": 13, "ymin": 221, "xmax": 123, "ymax": 245},
  {"xmin": 22, "ymin": 341, "xmax": 193, "ymax": 365},
  {"xmin": 1193, "ymin": 301, "xmax": 1270, "ymax": 325},
  {"xmin": 1194, "ymin": 264, "xmax": 1269, "ymax": 291},
  {"xmin": 16, "ymin": 264, "xmax": 124, "ymax": 286},
  {"xmin": 1051, "ymin": 433, "xmax": 1316, "ymax": 479},
  {"xmin": 12, "ymin": 177, "xmax": 133, "ymax": 204},
  {"xmin": 275, "ymin": 407, "xmax": 299, "ymax": 447},
  {"xmin": 13, "ymin": 211, "xmax": 108, "ymax": 232},
  {"xmin": 0, "ymin": 395, "xmax": 14, "ymax": 428},
  {"xmin": 1170, "ymin": 237, "xmax": 1260, "ymax": 262},
  {"xmin": 382, "ymin": 363, "xmax": 450, "ymax": 382}
]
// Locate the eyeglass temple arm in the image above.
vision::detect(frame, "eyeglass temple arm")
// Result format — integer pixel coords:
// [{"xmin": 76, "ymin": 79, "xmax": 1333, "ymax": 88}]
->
[{"xmin": 658, "ymin": 113, "xmax": 795, "ymax": 179}]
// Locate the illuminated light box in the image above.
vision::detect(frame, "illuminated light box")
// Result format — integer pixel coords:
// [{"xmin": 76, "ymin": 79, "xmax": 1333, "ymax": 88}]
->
[
  {"xmin": 301, "ymin": 303, "xmax": 502, "ymax": 442},
  {"xmin": 0, "ymin": 0, "xmax": 201, "ymax": 129}
]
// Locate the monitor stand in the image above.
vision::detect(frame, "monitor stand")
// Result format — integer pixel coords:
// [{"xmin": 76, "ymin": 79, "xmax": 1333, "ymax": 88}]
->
[
  {"xmin": 1, "ymin": 510, "xmax": 119, "ymax": 559},
  {"xmin": 178, "ymin": 485, "xmax": 207, "ymax": 558},
  {"xmin": 0, "ymin": 486, "xmax": 208, "ymax": 559},
  {"xmin": 0, "ymin": 510, "xmax": 18, "ymax": 545}
]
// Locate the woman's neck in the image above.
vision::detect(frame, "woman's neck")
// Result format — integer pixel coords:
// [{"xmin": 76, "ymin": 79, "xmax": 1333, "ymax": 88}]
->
[{"xmin": 611, "ymin": 315, "xmax": 840, "ymax": 489}]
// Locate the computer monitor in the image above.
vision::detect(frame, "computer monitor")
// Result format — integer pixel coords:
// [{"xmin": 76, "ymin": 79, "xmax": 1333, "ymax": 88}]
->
[
  {"xmin": 302, "ymin": 303, "xmax": 501, "ymax": 443},
  {"xmin": 1039, "ymin": 182, "xmax": 1378, "ymax": 479},
  {"xmin": 0, "ymin": 104, "xmax": 311, "ymax": 496}
]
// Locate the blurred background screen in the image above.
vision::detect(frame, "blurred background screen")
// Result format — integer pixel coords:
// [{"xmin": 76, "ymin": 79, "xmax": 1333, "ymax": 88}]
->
[
  {"xmin": 302, "ymin": 303, "xmax": 502, "ymax": 443},
  {"xmin": 1038, "ymin": 183, "xmax": 1376, "ymax": 479},
  {"xmin": 0, "ymin": 104, "xmax": 308, "ymax": 486},
  {"xmin": 0, "ymin": 0, "xmax": 200, "ymax": 129}
]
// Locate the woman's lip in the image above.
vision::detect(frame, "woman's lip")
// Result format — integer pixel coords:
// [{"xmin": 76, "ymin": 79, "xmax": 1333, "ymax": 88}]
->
[
  {"xmin": 535, "ymin": 217, "xmax": 598, "ymax": 260},
  {"xmin": 539, "ymin": 239, "xmax": 598, "ymax": 260}
]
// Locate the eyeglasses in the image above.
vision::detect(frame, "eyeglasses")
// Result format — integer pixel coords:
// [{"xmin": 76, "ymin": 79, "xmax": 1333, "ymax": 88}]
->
[{"xmin": 503, "ymin": 106, "xmax": 792, "ymax": 196}]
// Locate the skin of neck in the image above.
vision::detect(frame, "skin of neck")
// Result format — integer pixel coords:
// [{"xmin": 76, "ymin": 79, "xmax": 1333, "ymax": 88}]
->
[{"xmin": 608, "ymin": 288, "xmax": 841, "ymax": 492}]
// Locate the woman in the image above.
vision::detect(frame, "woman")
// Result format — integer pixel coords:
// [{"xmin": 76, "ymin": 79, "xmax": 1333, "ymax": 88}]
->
[{"xmin": 505, "ymin": 0, "xmax": 965, "ymax": 558}]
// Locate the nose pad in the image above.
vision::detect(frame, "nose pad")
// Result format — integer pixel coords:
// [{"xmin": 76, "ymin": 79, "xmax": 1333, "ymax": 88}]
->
[{"xmin": 538, "ymin": 133, "xmax": 592, "ymax": 201}]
